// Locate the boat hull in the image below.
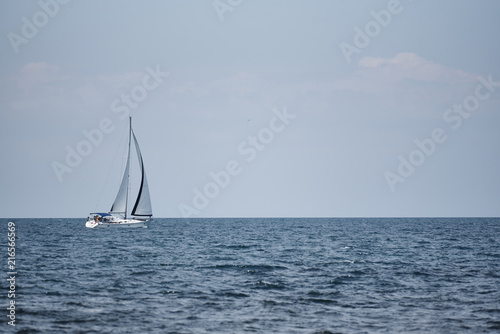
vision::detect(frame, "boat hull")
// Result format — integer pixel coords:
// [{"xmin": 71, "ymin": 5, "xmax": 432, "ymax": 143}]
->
[{"xmin": 85, "ymin": 220, "xmax": 147, "ymax": 228}]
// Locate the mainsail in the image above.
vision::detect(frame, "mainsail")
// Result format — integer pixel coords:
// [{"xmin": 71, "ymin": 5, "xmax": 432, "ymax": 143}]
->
[{"xmin": 110, "ymin": 127, "xmax": 131, "ymax": 216}]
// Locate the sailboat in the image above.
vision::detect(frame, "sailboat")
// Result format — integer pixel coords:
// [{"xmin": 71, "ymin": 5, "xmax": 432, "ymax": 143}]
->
[{"xmin": 86, "ymin": 117, "xmax": 152, "ymax": 228}]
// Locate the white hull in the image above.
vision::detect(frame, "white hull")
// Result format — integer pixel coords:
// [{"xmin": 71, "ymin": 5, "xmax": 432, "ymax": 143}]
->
[{"xmin": 86, "ymin": 219, "xmax": 147, "ymax": 229}]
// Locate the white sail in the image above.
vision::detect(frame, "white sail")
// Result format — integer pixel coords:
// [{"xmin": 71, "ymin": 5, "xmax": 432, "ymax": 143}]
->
[
  {"xmin": 131, "ymin": 131, "xmax": 153, "ymax": 217},
  {"xmin": 110, "ymin": 134, "xmax": 131, "ymax": 215}
]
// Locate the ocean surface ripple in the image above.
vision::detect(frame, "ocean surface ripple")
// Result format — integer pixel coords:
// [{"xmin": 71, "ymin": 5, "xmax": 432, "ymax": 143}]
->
[{"xmin": 2, "ymin": 218, "xmax": 500, "ymax": 333}]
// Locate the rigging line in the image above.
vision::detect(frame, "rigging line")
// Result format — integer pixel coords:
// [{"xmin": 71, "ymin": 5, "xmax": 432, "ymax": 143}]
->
[{"xmin": 94, "ymin": 125, "xmax": 128, "ymax": 212}]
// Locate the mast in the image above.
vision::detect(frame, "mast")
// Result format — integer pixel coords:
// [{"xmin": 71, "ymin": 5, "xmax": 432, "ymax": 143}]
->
[{"xmin": 125, "ymin": 117, "xmax": 132, "ymax": 219}]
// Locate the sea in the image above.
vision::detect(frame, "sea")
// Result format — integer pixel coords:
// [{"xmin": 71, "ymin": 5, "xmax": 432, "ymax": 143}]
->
[{"xmin": 1, "ymin": 218, "xmax": 500, "ymax": 333}]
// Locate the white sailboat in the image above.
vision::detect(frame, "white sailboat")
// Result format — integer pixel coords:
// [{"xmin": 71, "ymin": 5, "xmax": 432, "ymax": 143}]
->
[{"xmin": 86, "ymin": 117, "xmax": 152, "ymax": 228}]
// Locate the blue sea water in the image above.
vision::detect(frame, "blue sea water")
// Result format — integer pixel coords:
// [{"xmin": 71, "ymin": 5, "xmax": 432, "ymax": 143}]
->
[{"xmin": 1, "ymin": 218, "xmax": 500, "ymax": 333}]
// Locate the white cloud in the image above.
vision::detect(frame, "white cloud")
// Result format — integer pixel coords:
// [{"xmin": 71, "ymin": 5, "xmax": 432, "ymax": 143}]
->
[
  {"xmin": 211, "ymin": 72, "xmax": 263, "ymax": 96},
  {"xmin": 74, "ymin": 83, "xmax": 107, "ymax": 107},
  {"xmin": 97, "ymin": 71, "xmax": 145, "ymax": 95},
  {"xmin": 299, "ymin": 52, "xmax": 478, "ymax": 95},
  {"xmin": 166, "ymin": 72, "xmax": 265, "ymax": 99},
  {"xmin": 10, "ymin": 64, "xmax": 156, "ymax": 115},
  {"xmin": 357, "ymin": 52, "xmax": 475, "ymax": 85},
  {"xmin": 16, "ymin": 62, "xmax": 68, "ymax": 92},
  {"xmin": 297, "ymin": 52, "xmax": 481, "ymax": 119}
]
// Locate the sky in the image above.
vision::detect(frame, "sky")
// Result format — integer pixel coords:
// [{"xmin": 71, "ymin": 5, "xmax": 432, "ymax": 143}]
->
[{"xmin": 1, "ymin": 0, "xmax": 499, "ymax": 218}]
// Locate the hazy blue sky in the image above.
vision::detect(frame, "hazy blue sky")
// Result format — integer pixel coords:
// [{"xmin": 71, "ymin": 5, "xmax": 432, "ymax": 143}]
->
[{"xmin": 1, "ymin": 0, "xmax": 499, "ymax": 218}]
